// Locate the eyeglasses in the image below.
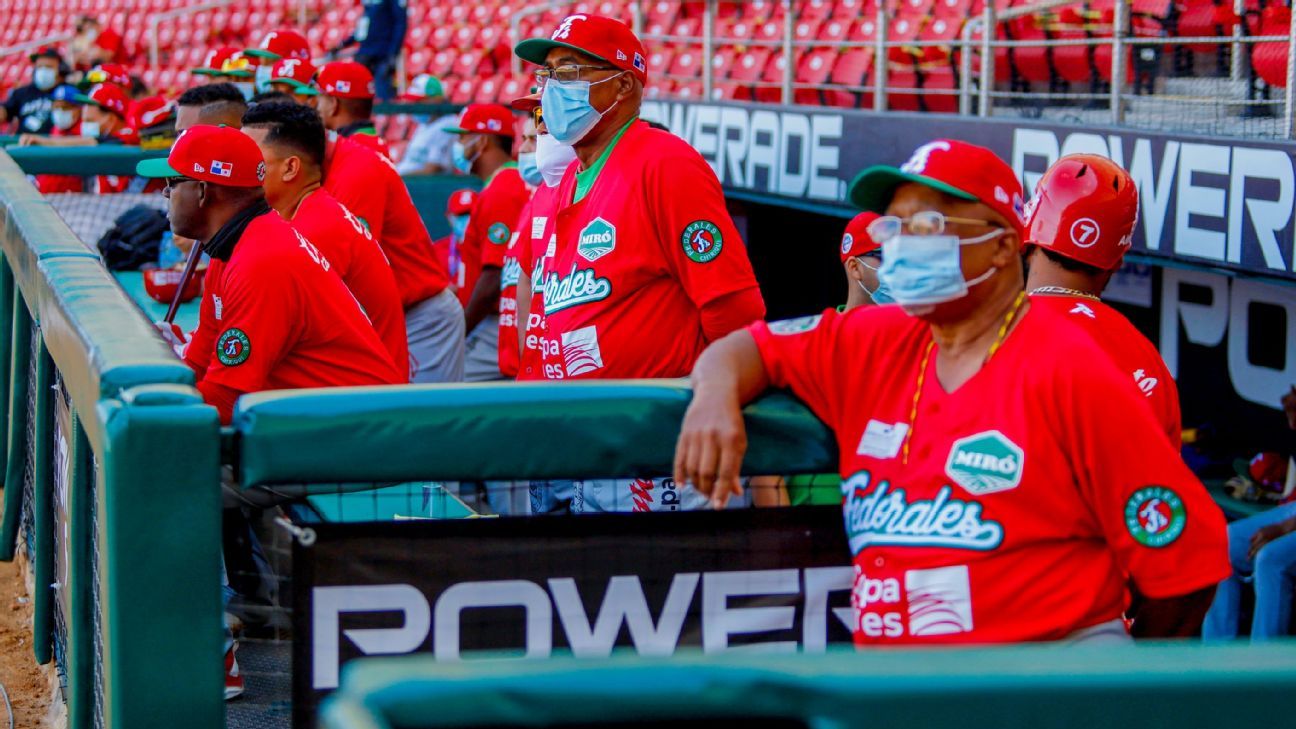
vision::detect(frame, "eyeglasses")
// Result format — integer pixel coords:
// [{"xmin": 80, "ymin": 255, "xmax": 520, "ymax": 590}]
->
[
  {"xmin": 533, "ymin": 64, "xmax": 618, "ymax": 85},
  {"xmin": 867, "ymin": 211, "xmax": 1002, "ymax": 244},
  {"xmin": 162, "ymin": 176, "xmax": 198, "ymax": 197},
  {"xmin": 531, "ymin": 107, "xmax": 543, "ymax": 126}
]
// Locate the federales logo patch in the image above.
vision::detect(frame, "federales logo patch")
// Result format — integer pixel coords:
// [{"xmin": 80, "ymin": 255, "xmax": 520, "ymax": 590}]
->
[
  {"xmin": 487, "ymin": 222, "xmax": 511, "ymax": 246},
  {"xmin": 945, "ymin": 431, "xmax": 1024, "ymax": 496},
  {"xmin": 577, "ymin": 218, "xmax": 616, "ymax": 261},
  {"xmin": 681, "ymin": 220, "xmax": 723, "ymax": 263},
  {"xmin": 1124, "ymin": 486, "xmax": 1186, "ymax": 547},
  {"xmin": 216, "ymin": 328, "xmax": 250, "ymax": 367}
]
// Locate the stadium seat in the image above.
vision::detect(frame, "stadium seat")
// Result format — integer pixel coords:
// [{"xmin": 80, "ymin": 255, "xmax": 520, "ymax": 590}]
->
[
  {"xmin": 646, "ymin": 0, "xmax": 677, "ymax": 27},
  {"xmin": 887, "ymin": 67, "xmax": 922, "ymax": 110},
  {"xmin": 801, "ymin": 0, "xmax": 837, "ymax": 21},
  {"xmin": 648, "ymin": 48, "xmax": 676, "ymax": 77},
  {"xmin": 474, "ymin": 75, "xmax": 503, "ymax": 103},
  {"xmin": 1176, "ymin": 0, "xmax": 1227, "ymax": 54},
  {"xmin": 798, "ymin": 48, "xmax": 837, "ymax": 87},
  {"xmin": 920, "ymin": 64, "xmax": 959, "ymax": 112},
  {"xmin": 674, "ymin": 80, "xmax": 704, "ymax": 99},
  {"xmin": 886, "ymin": 17, "xmax": 924, "ymax": 66},
  {"xmin": 449, "ymin": 77, "xmax": 477, "ymax": 104},
  {"xmin": 710, "ymin": 81, "xmax": 752, "ymax": 101},
  {"xmin": 429, "ymin": 49, "xmax": 456, "ymax": 77},
  {"xmin": 916, "ymin": 17, "xmax": 963, "ymax": 65},
  {"xmin": 498, "ymin": 76, "xmax": 527, "ymax": 102},
  {"xmin": 895, "ymin": 0, "xmax": 932, "ymax": 18},
  {"xmin": 730, "ymin": 48, "xmax": 773, "ymax": 83},
  {"xmin": 795, "ymin": 19, "xmax": 824, "ymax": 44},
  {"xmin": 1007, "ymin": 15, "xmax": 1052, "ymax": 84},
  {"xmin": 710, "ymin": 47, "xmax": 738, "ymax": 80},
  {"xmin": 756, "ymin": 53, "xmax": 789, "ymax": 102},
  {"xmin": 1253, "ymin": 6, "xmax": 1291, "ymax": 88},
  {"xmin": 669, "ymin": 48, "xmax": 704, "ymax": 79}
]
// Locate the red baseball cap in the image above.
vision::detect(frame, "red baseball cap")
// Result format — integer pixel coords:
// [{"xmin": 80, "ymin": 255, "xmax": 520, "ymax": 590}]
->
[
  {"xmin": 515, "ymin": 14, "xmax": 648, "ymax": 84},
  {"xmin": 244, "ymin": 29, "xmax": 311, "ymax": 62},
  {"xmin": 840, "ymin": 212, "xmax": 881, "ymax": 261},
  {"xmin": 848, "ymin": 139, "xmax": 1026, "ymax": 242},
  {"xmin": 28, "ymin": 45, "xmax": 62, "ymax": 63},
  {"xmin": 136, "ymin": 125, "xmax": 266, "ymax": 188},
  {"xmin": 318, "ymin": 61, "xmax": 375, "ymax": 99},
  {"xmin": 86, "ymin": 63, "xmax": 131, "ymax": 88},
  {"xmin": 269, "ymin": 58, "xmax": 319, "ymax": 96},
  {"xmin": 219, "ymin": 52, "xmax": 255, "ymax": 79},
  {"xmin": 443, "ymin": 104, "xmax": 515, "ymax": 137},
  {"xmin": 132, "ymin": 96, "xmax": 173, "ymax": 129},
  {"xmin": 510, "ymin": 90, "xmax": 541, "ymax": 112},
  {"xmin": 1024, "ymin": 154, "xmax": 1138, "ymax": 271},
  {"xmin": 446, "ymin": 188, "xmax": 479, "ymax": 216},
  {"xmin": 192, "ymin": 46, "xmax": 241, "ymax": 76},
  {"xmin": 75, "ymin": 83, "xmax": 129, "ymax": 117}
]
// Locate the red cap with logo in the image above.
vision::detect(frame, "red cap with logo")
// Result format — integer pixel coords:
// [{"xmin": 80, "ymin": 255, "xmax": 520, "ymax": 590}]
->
[
  {"xmin": 446, "ymin": 188, "xmax": 479, "ymax": 216},
  {"xmin": 131, "ymin": 96, "xmax": 173, "ymax": 129},
  {"xmin": 840, "ymin": 211, "xmax": 881, "ymax": 261},
  {"xmin": 443, "ymin": 104, "xmax": 515, "ymax": 137},
  {"xmin": 86, "ymin": 63, "xmax": 131, "ymax": 88},
  {"xmin": 1024, "ymin": 154, "xmax": 1138, "ymax": 271},
  {"xmin": 244, "ymin": 29, "xmax": 311, "ymax": 62},
  {"xmin": 847, "ymin": 139, "xmax": 1026, "ymax": 243},
  {"xmin": 318, "ymin": 61, "xmax": 375, "ymax": 99},
  {"xmin": 514, "ymin": 14, "xmax": 648, "ymax": 85},
  {"xmin": 192, "ymin": 46, "xmax": 241, "ymax": 76},
  {"xmin": 143, "ymin": 267, "xmax": 203, "ymax": 304},
  {"xmin": 135, "ymin": 125, "xmax": 266, "ymax": 188},
  {"xmin": 75, "ymin": 83, "xmax": 129, "ymax": 117},
  {"xmin": 269, "ymin": 58, "xmax": 319, "ymax": 92}
]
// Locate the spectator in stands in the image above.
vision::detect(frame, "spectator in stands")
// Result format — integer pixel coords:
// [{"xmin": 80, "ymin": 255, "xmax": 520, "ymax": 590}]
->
[
  {"xmin": 443, "ymin": 104, "xmax": 529, "ymax": 381},
  {"xmin": 396, "ymin": 74, "xmax": 459, "ymax": 176},
  {"xmin": 30, "ymin": 85, "xmax": 85, "ymax": 194},
  {"xmin": 0, "ymin": 46, "xmax": 64, "ymax": 134},
  {"xmin": 316, "ymin": 61, "xmax": 390, "ymax": 160},
  {"xmin": 1204, "ymin": 388, "xmax": 1296, "ymax": 641},
  {"xmin": 331, "ymin": 0, "xmax": 407, "ymax": 101},
  {"xmin": 175, "ymin": 84, "xmax": 248, "ymax": 132},
  {"xmin": 68, "ymin": 16, "xmax": 124, "ymax": 70}
]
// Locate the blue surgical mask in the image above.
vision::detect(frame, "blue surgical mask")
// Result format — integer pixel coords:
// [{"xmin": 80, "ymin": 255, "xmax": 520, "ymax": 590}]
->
[
  {"xmin": 451, "ymin": 140, "xmax": 475, "ymax": 174},
  {"xmin": 856, "ymin": 257, "xmax": 893, "ymax": 304},
  {"xmin": 254, "ymin": 64, "xmax": 274, "ymax": 93},
  {"xmin": 877, "ymin": 232, "xmax": 1002, "ymax": 308},
  {"xmin": 449, "ymin": 215, "xmax": 469, "ymax": 241},
  {"xmin": 518, "ymin": 152, "xmax": 542, "ymax": 186},
  {"xmin": 33, "ymin": 67, "xmax": 57, "ymax": 91},
  {"xmin": 234, "ymin": 81, "xmax": 255, "ymax": 101},
  {"xmin": 540, "ymin": 72, "xmax": 624, "ymax": 145}
]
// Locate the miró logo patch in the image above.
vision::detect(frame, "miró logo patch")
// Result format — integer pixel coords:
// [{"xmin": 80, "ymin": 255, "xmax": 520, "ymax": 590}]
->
[
  {"xmin": 577, "ymin": 218, "xmax": 616, "ymax": 261},
  {"xmin": 945, "ymin": 431, "xmax": 1024, "ymax": 495}
]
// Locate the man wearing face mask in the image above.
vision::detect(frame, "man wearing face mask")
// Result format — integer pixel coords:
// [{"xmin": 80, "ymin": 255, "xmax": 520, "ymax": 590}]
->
[
  {"xmin": 838, "ymin": 211, "xmax": 891, "ymax": 311},
  {"xmin": 498, "ymin": 114, "xmax": 542, "ymax": 378},
  {"xmin": 30, "ymin": 85, "xmax": 86, "ymax": 194},
  {"xmin": 397, "ymin": 75, "xmax": 459, "ymax": 176},
  {"xmin": 242, "ymin": 102, "xmax": 408, "ymax": 379},
  {"xmin": 243, "ymin": 29, "xmax": 313, "ymax": 97},
  {"xmin": 266, "ymin": 58, "xmax": 320, "ymax": 108},
  {"xmin": 1, "ymin": 46, "xmax": 64, "ymax": 134},
  {"xmin": 443, "ymin": 103, "xmax": 529, "ymax": 381},
  {"xmin": 676, "ymin": 138, "xmax": 1229, "ymax": 642},
  {"xmin": 435, "ymin": 188, "xmax": 478, "ymax": 291},
  {"xmin": 514, "ymin": 16, "xmax": 765, "ymax": 385},
  {"xmin": 316, "ymin": 61, "xmax": 391, "ymax": 160}
]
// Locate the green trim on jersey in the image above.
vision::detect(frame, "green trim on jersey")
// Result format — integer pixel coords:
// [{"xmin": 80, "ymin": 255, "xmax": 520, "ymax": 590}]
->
[
  {"xmin": 785, "ymin": 473, "xmax": 842, "ymax": 506},
  {"xmin": 574, "ymin": 118, "xmax": 637, "ymax": 204}
]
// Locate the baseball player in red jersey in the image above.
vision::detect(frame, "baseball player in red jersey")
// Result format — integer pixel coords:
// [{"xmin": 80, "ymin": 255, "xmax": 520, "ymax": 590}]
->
[
  {"xmin": 514, "ymin": 15, "xmax": 765, "ymax": 381},
  {"xmin": 444, "ymin": 103, "xmax": 530, "ymax": 381},
  {"xmin": 676, "ymin": 139, "xmax": 1228, "ymax": 642},
  {"xmin": 242, "ymin": 101, "xmax": 409, "ymax": 380},
  {"xmin": 316, "ymin": 61, "xmax": 391, "ymax": 160},
  {"xmin": 497, "ymin": 113, "xmax": 542, "ymax": 378},
  {"xmin": 838, "ymin": 211, "xmax": 891, "ymax": 312},
  {"xmin": 1023, "ymin": 154, "xmax": 1181, "ymax": 449},
  {"xmin": 324, "ymin": 129, "xmax": 465, "ymax": 382},
  {"xmin": 136, "ymin": 125, "xmax": 402, "ymax": 423},
  {"xmin": 436, "ymin": 188, "xmax": 478, "ymax": 291},
  {"xmin": 243, "ymin": 28, "xmax": 312, "ymax": 94},
  {"xmin": 267, "ymin": 58, "xmax": 320, "ymax": 108}
]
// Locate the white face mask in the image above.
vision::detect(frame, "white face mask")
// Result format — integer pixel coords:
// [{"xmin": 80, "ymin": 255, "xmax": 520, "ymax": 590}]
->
[
  {"xmin": 535, "ymin": 133, "xmax": 577, "ymax": 188},
  {"xmin": 33, "ymin": 67, "xmax": 58, "ymax": 91},
  {"xmin": 51, "ymin": 109, "xmax": 76, "ymax": 131},
  {"xmin": 79, "ymin": 120, "xmax": 100, "ymax": 138}
]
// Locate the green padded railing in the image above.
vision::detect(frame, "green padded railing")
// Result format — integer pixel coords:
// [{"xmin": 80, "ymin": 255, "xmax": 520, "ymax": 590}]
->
[
  {"xmin": 320, "ymin": 643, "xmax": 1296, "ymax": 729},
  {"xmin": 0, "ymin": 149, "xmax": 223, "ymax": 729}
]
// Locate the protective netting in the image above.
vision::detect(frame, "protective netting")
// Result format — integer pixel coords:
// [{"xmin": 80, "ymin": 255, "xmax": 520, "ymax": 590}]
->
[
  {"xmin": 45, "ymin": 193, "xmax": 168, "ymax": 253},
  {"xmin": 20, "ymin": 321, "xmax": 38, "ymax": 564},
  {"xmin": 90, "ymin": 451, "xmax": 103, "ymax": 729}
]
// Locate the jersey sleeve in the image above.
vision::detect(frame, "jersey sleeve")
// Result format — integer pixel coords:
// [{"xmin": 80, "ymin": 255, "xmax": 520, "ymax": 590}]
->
[
  {"xmin": 476, "ymin": 177, "xmax": 528, "ymax": 270},
  {"xmin": 514, "ymin": 199, "xmax": 535, "ymax": 273},
  {"xmin": 326, "ymin": 147, "xmax": 389, "ymax": 241},
  {"xmin": 200, "ymin": 250, "xmax": 302, "ymax": 394},
  {"xmin": 1056, "ymin": 346, "xmax": 1229, "ymax": 599},
  {"xmin": 294, "ymin": 202, "xmax": 356, "ymax": 276},
  {"xmin": 182, "ymin": 265, "xmax": 221, "ymax": 379},
  {"xmin": 649, "ymin": 141, "xmax": 762, "ymax": 309},
  {"xmin": 748, "ymin": 312, "xmax": 844, "ymax": 431}
]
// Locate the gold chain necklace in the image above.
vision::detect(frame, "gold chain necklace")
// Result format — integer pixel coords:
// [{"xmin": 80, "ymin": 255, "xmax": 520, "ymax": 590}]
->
[
  {"xmin": 901, "ymin": 291, "xmax": 1027, "ymax": 465},
  {"xmin": 1029, "ymin": 285, "xmax": 1099, "ymax": 301}
]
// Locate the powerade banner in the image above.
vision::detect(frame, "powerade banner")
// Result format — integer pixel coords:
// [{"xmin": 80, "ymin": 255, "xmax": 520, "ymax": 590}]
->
[
  {"xmin": 293, "ymin": 507, "xmax": 853, "ymax": 727},
  {"xmin": 640, "ymin": 100, "xmax": 1296, "ymax": 283}
]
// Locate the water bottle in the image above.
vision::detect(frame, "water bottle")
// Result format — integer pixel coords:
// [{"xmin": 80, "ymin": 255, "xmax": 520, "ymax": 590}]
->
[{"xmin": 157, "ymin": 231, "xmax": 183, "ymax": 269}]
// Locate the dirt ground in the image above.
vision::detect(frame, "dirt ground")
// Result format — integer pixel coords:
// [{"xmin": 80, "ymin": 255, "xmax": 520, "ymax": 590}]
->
[{"xmin": 0, "ymin": 558, "xmax": 55, "ymax": 728}]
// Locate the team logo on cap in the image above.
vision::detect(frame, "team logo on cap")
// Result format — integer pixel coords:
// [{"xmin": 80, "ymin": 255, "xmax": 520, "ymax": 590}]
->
[
  {"xmin": 216, "ymin": 328, "xmax": 251, "ymax": 366},
  {"xmin": 211, "ymin": 160, "xmax": 233, "ymax": 178},
  {"xmin": 553, "ymin": 14, "xmax": 587, "ymax": 40},
  {"xmin": 841, "ymin": 233, "xmax": 854, "ymax": 255},
  {"xmin": 256, "ymin": 161, "xmax": 266, "ymax": 182},
  {"xmin": 193, "ymin": 162, "xmax": 206, "ymax": 174},
  {"xmin": 682, "ymin": 220, "xmax": 723, "ymax": 263},
  {"xmin": 336, "ymin": 80, "xmax": 351, "ymax": 93},
  {"xmin": 486, "ymin": 119, "xmax": 502, "ymax": 131},
  {"xmin": 633, "ymin": 52, "xmax": 646, "ymax": 72},
  {"xmin": 1124, "ymin": 486, "xmax": 1186, "ymax": 547},
  {"xmin": 616, "ymin": 50, "xmax": 627, "ymax": 61},
  {"xmin": 900, "ymin": 141, "xmax": 951, "ymax": 175},
  {"xmin": 1069, "ymin": 218, "xmax": 1101, "ymax": 248}
]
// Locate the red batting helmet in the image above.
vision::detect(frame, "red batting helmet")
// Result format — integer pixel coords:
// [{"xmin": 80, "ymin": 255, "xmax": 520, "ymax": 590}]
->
[
  {"xmin": 143, "ymin": 267, "xmax": 203, "ymax": 305},
  {"xmin": 1024, "ymin": 154, "xmax": 1138, "ymax": 271}
]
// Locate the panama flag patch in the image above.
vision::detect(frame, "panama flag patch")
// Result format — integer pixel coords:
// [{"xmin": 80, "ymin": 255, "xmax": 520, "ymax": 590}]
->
[{"xmin": 211, "ymin": 160, "xmax": 233, "ymax": 177}]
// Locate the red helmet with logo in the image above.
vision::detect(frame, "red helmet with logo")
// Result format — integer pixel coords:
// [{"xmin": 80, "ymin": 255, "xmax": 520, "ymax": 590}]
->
[
  {"xmin": 143, "ymin": 267, "xmax": 203, "ymax": 305},
  {"xmin": 1024, "ymin": 154, "xmax": 1139, "ymax": 271}
]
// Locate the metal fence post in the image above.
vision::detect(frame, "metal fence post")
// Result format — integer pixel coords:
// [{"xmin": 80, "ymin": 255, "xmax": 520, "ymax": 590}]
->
[
  {"xmin": 979, "ymin": 4, "xmax": 995, "ymax": 116},
  {"xmin": 298, "ymin": 0, "xmax": 307, "ymax": 28},
  {"xmin": 874, "ymin": 9, "xmax": 888, "ymax": 111},
  {"xmin": 704, "ymin": 0, "xmax": 716, "ymax": 100},
  {"xmin": 1286, "ymin": 14, "xmax": 1296, "ymax": 137},
  {"xmin": 148, "ymin": 18, "xmax": 160, "ymax": 73},
  {"xmin": 512, "ymin": 14, "xmax": 523, "ymax": 77},
  {"xmin": 781, "ymin": 0, "xmax": 794, "ymax": 104},
  {"xmin": 1111, "ymin": 0, "xmax": 1127, "ymax": 125},
  {"xmin": 632, "ymin": 0, "xmax": 643, "ymax": 37},
  {"xmin": 959, "ymin": 19, "xmax": 977, "ymax": 115},
  {"xmin": 1231, "ymin": 0, "xmax": 1245, "ymax": 82}
]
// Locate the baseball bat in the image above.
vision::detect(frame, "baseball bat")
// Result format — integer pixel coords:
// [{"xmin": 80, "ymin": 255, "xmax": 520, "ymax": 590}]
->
[{"xmin": 164, "ymin": 239, "xmax": 204, "ymax": 324}]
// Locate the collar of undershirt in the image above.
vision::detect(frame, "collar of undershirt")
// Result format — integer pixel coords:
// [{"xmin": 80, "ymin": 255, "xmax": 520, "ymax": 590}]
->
[
  {"xmin": 202, "ymin": 198, "xmax": 272, "ymax": 262},
  {"xmin": 337, "ymin": 119, "xmax": 377, "ymax": 137},
  {"xmin": 574, "ymin": 117, "xmax": 638, "ymax": 203}
]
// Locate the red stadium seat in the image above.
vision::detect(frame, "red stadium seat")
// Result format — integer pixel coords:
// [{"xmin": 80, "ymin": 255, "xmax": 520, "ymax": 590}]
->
[
  {"xmin": 709, "ymin": 47, "xmax": 737, "ymax": 80},
  {"xmin": 449, "ymin": 77, "xmax": 477, "ymax": 104},
  {"xmin": 673, "ymin": 18, "xmax": 702, "ymax": 38},
  {"xmin": 1176, "ymin": 0, "xmax": 1227, "ymax": 54},
  {"xmin": 801, "ymin": 0, "xmax": 837, "ymax": 21},
  {"xmin": 646, "ymin": 0, "xmax": 677, "ymax": 27},
  {"xmin": 832, "ymin": 48, "xmax": 875, "ymax": 90},
  {"xmin": 475, "ymin": 75, "xmax": 503, "ymax": 102},
  {"xmin": 756, "ymin": 53, "xmax": 789, "ymax": 103},
  {"xmin": 1007, "ymin": 15, "xmax": 1051, "ymax": 83},
  {"xmin": 920, "ymin": 64, "xmax": 959, "ymax": 112},
  {"xmin": 887, "ymin": 67, "xmax": 922, "ymax": 111},
  {"xmin": 916, "ymin": 17, "xmax": 963, "ymax": 65},
  {"xmin": 710, "ymin": 81, "xmax": 753, "ymax": 101},
  {"xmin": 818, "ymin": 19, "xmax": 851, "ymax": 44},
  {"xmin": 453, "ymin": 25, "xmax": 477, "ymax": 50},
  {"xmin": 886, "ymin": 17, "xmax": 924, "ymax": 66},
  {"xmin": 429, "ymin": 49, "xmax": 456, "ymax": 76},
  {"xmin": 669, "ymin": 48, "xmax": 704, "ymax": 78},
  {"xmin": 933, "ymin": 0, "xmax": 973, "ymax": 17},
  {"xmin": 756, "ymin": 21, "xmax": 782, "ymax": 44},
  {"xmin": 1253, "ymin": 6, "xmax": 1291, "ymax": 87},
  {"xmin": 498, "ymin": 75, "xmax": 527, "ymax": 102},
  {"xmin": 852, "ymin": 16, "xmax": 880, "ymax": 43},
  {"xmin": 452, "ymin": 50, "xmax": 494, "ymax": 79},
  {"xmin": 798, "ymin": 48, "xmax": 837, "ymax": 86},
  {"xmin": 795, "ymin": 19, "xmax": 823, "ymax": 44},
  {"xmin": 895, "ymin": 0, "xmax": 931, "ymax": 18},
  {"xmin": 430, "ymin": 25, "xmax": 455, "ymax": 50},
  {"xmin": 674, "ymin": 80, "xmax": 704, "ymax": 100},
  {"xmin": 730, "ymin": 48, "xmax": 773, "ymax": 83},
  {"xmin": 648, "ymin": 48, "xmax": 676, "ymax": 76}
]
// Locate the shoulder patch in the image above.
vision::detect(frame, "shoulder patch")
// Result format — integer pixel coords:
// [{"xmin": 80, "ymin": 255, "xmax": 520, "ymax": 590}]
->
[
  {"xmin": 216, "ymin": 328, "xmax": 251, "ymax": 367},
  {"xmin": 488, "ymin": 222, "xmax": 511, "ymax": 245},
  {"xmin": 681, "ymin": 220, "xmax": 723, "ymax": 263},
  {"xmin": 1124, "ymin": 486, "xmax": 1186, "ymax": 548},
  {"xmin": 767, "ymin": 315, "xmax": 822, "ymax": 335}
]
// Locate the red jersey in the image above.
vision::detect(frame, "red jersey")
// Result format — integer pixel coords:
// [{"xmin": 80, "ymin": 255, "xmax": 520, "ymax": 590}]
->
[
  {"xmin": 749, "ymin": 303, "xmax": 1228, "ymax": 645},
  {"xmin": 458, "ymin": 164, "xmax": 529, "ymax": 307},
  {"xmin": 93, "ymin": 125, "xmax": 141, "ymax": 194},
  {"xmin": 288, "ymin": 189, "xmax": 409, "ymax": 381},
  {"xmin": 36, "ymin": 123, "xmax": 84, "ymax": 194},
  {"xmin": 497, "ymin": 197, "xmax": 530, "ymax": 378},
  {"xmin": 184, "ymin": 211, "xmax": 402, "ymax": 395},
  {"xmin": 348, "ymin": 132, "xmax": 392, "ymax": 161},
  {"xmin": 323, "ymin": 133, "xmax": 449, "ymax": 309},
  {"xmin": 1030, "ymin": 294, "xmax": 1181, "ymax": 448},
  {"xmin": 517, "ymin": 183, "xmax": 562, "ymax": 381},
  {"xmin": 541, "ymin": 120, "xmax": 763, "ymax": 379},
  {"xmin": 431, "ymin": 234, "xmax": 451, "ymax": 278}
]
